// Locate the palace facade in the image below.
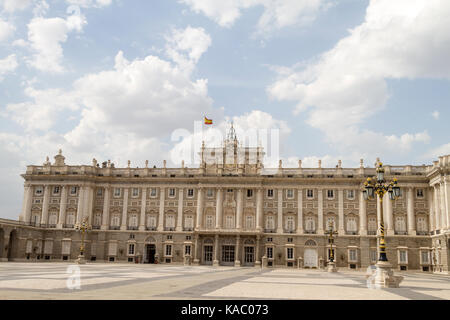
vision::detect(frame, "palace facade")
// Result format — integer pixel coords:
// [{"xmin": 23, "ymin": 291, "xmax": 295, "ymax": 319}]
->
[{"xmin": 0, "ymin": 127, "xmax": 449, "ymax": 273}]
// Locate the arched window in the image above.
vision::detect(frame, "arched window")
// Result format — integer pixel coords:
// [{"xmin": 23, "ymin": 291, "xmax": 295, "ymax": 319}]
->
[
  {"xmin": 93, "ymin": 213, "xmax": 102, "ymax": 227},
  {"xmin": 184, "ymin": 215, "xmax": 193, "ymax": 228},
  {"xmin": 346, "ymin": 217, "xmax": 357, "ymax": 232},
  {"xmin": 326, "ymin": 216, "xmax": 336, "ymax": 231},
  {"xmin": 111, "ymin": 215, "xmax": 120, "ymax": 227},
  {"xmin": 417, "ymin": 217, "xmax": 428, "ymax": 232},
  {"xmin": 225, "ymin": 215, "xmax": 234, "ymax": 229},
  {"xmin": 245, "ymin": 215, "xmax": 254, "ymax": 229},
  {"xmin": 368, "ymin": 217, "xmax": 377, "ymax": 232},
  {"xmin": 129, "ymin": 214, "xmax": 138, "ymax": 227},
  {"xmin": 48, "ymin": 213, "xmax": 58, "ymax": 226},
  {"xmin": 147, "ymin": 215, "xmax": 157, "ymax": 228},
  {"xmin": 265, "ymin": 215, "xmax": 275, "ymax": 230},
  {"xmin": 66, "ymin": 212, "xmax": 75, "ymax": 226},
  {"xmin": 305, "ymin": 216, "xmax": 315, "ymax": 232},
  {"xmin": 205, "ymin": 215, "xmax": 214, "ymax": 229},
  {"xmin": 285, "ymin": 216, "xmax": 295, "ymax": 231},
  {"xmin": 165, "ymin": 214, "xmax": 175, "ymax": 228}
]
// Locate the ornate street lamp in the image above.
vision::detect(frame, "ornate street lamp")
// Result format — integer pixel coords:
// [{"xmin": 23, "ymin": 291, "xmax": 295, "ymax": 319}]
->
[
  {"xmin": 325, "ymin": 220, "xmax": 338, "ymax": 272},
  {"xmin": 363, "ymin": 161, "xmax": 403, "ymax": 288},
  {"xmin": 75, "ymin": 217, "xmax": 92, "ymax": 264}
]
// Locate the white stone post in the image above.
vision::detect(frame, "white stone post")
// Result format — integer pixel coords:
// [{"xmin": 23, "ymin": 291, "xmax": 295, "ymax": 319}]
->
[
  {"xmin": 318, "ymin": 189, "xmax": 324, "ymax": 234},
  {"xmin": 101, "ymin": 186, "xmax": 111, "ymax": 230},
  {"xmin": 215, "ymin": 188, "xmax": 223, "ymax": 229},
  {"xmin": 158, "ymin": 187, "xmax": 165, "ymax": 231},
  {"xmin": 234, "ymin": 235, "xmax": 241, "ymax": 267},
  {"xmin": 338, "ymin": 189, "xmax": 344, "ymax": 235},
  {"xmin": 22, "ymin": 185, "xmax": 33, "ymax": 224},
  {"xmin": 359, "ymin": 190, "xmax": 367, "ymax": 235},
  {"xmin": 176, "ymin": 188, "xmax": 183, "ymax": 231},
  {"xmin": 297, "ymin": 189, "xmax": 303, "ymax": 234},
  {"xmin": 120, "ymin": 188, "xmax": 129, "ymax": 230},
  {"xmin": 41, "ymin": 185, "xmax": 50, "ymax": 225},
  {"xmin": 407, "ymin": 187, "xmax": 416, "ymax": 235},
  {"xmin": 85, "ymin": 186, "xmax": 94, "ymax": 224},
  {"xmin": 139, "ymin": 187, "xmax": 147, "ymax": 231},
  {"xmin": 277, "ymin": 189, "xmax": 283, "ymax": 233},
  {"xmin": 236, "ymin": 188, "xmax": 243, "ymax": 230},
  {"xmin": 57, "ymin": 185, "xmax": 67, "ymax": 228},
  {"xmin": 213, "ymin": 234, "xmax": 219, "ymax": 266}
]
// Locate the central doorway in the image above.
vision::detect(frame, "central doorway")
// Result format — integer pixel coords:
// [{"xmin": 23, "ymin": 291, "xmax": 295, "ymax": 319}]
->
[
  {"xmin": 304, "ymin": 248, "xmax": 318, "ymax": 268},
  {"xmin": 221, "ymin": 245, "xmax": 235, "ymax": 266},
  {"xmin": 145, "ymin": 244, "xmax": 156, "ymax": 263},
  {"xmin": 244, "ymin": 246, "xmax": 254, "ymax": 266},
  {"xmin": 204, "ymin": 245, "xmax": 213, "ymax": 265}
]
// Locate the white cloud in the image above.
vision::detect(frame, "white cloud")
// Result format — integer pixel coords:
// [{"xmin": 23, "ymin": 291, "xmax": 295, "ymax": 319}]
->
[
  {"xmin": 65, "ymin": 0, "xmax": 112, "ymax": 8},
  {"xmin": 0, "ymin": 0, "xmax": 32, "ymax": 12},
  {"xmin": 0, "ymin": 54, "xmax": 18, "ymax": 80},
  {"xmin": 180, "ymin": 0, "xmax": 329, "ymax": 34},
  {"xmin": 165, "ymin": 26, "xmax": 212, "ymax": 72},
  {"xmin": 0, "ymin": 18, "xmax": 15, "ymax": 42},
  {"xmin": 425, "ymin": 142, "xmax": 450, "ymax": 159},
  {"xmin": 26, "ymin": 12, "xmax": 87, "ymax": 73},
  {"xmin": 431, "ymin": 111, "xmax": 440, "ymax": 120},
  {"xmin": 268, "ymin": 0, "xmax": 448, "ymax": 157}
]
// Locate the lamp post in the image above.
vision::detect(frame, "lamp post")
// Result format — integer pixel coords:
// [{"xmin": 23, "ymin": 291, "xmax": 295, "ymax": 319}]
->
[
  {"xmin": 325, "ymin": 220, "xmax": 338, "ymax": 272},
  {"xmin": 75, "ymin": 217, "xmax": 91, "ymax": 264},
  {"xmin": 362, "ymin": 161, "xmax": 403, "ymax": 288}
]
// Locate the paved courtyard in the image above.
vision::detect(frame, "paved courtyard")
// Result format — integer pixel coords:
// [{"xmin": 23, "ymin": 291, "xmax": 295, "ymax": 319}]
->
[{"xmin": 0, "ymin": 262, "xmax": 449, "ymax": 300}]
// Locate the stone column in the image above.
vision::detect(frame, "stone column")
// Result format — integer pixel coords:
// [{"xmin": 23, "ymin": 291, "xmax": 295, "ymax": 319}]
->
[
  {"xmin": 139, "ymin": 187, "xmax": 147, "ymax": 231},
  {"xmin": 236, "ymin": 188, "xmax": 243, "ymax": 230},
  {"xmin": 57, "ymin": 186, "xmax": 68, "ymax": 228},
  {"xmin": 297, "ymin": 189, "xmax": 303, "ymax": 234},
  {"xmin": 234, "ymin": 235, "xmax": 241, "ymax": 267},
  {"xmin": 76, "ymin": 186, "xmax": 84, "ymax": 223},
  {"xmin": 318, "ymin": 189, "xmax": 324, "ymax": 234},
  {"xmin": 120, "ymin": 188, "xmax": 129, "ymax": 230},
  {"xmin": 41, "ymin": 185, "xmax": 50, "ymax": 225},
  {"xmin": 85, "ymin": 186, "xmax": 94, "ymax": 224},
  {"xmin": 213, "ymin": 234, "xmax": 219, "ymax": 266},
  {"xmin": 277, "ymin": 189, "xmax": 283, "ymax": 233},
  {"xmin": 22, "ymin": 185, "xmax": 33, "ymax": 224},
  {"xmin": 101, "ymin": 186, "xmax": 111, "ymax": 230},
  {"xmin": 256, "ymin": 188, "xmax": 263, "ymax": 231},
  {"xmin": 434, "ymin": 185, "xmax": 441, "ymax": 230},
  {"xmin": 359, "ymin": 190, "xmax": 367, "ymax": 236},
  {"xmin": 376, "ymin": 194, "xmax": 381, "ymax": 236},
  {"xmin": 195, "ymin": 187, "xmax": 204, "ymax": 230},
  {"xmin": 428, "ymin": 188, "xmax": 435, "ymax": 232},
  {"xmin": 338, "ymin": 189, "xmax": 344, "ymax": 235},
  {"xmin": 212, "ymin": 188, "xmax": 222, "ymax": 229},
  {"xmin": 176, "ymin": 188, "xmax": 183, "ymax": 231},
  {"xmin": 440, "ymin": 182, "xmax": 447, "ymax": 230},
  {"xmin": 407, "ymin": 187, "xmax": 416, "ymax": 235},
  {"xmin": 385, "ymin": 192, "xmax": 394, "ymax": 236},
  {"xmin": 255, "ymin": 235, "xmax": 261, "ymax": 266},
  {"xmin": 444, "ymin": 178, "xmax": 450, "ymax": 229},
  {"xmin": 158, "ymin": 187, "xmax": 165, "ymax": 231}
]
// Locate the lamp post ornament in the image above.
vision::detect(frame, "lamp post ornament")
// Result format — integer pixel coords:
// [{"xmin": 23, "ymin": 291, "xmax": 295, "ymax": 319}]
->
[
  {"xmin": 75, "ymin": 217, "xmax": 92, "ymax": 264},
  {"xmin": 325, "ymin": 220, "xmax": 338, "ymax": 272},
  {"xmin": 362, "ymin": 160, "xmax": 403, "ymax": 288}
]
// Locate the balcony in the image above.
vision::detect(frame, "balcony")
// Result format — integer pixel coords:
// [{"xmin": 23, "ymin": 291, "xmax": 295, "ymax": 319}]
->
[
  {"xmin": 416, "ymin": 231, "xmax": 429, "ymax": 236},
  {"xmin": 183, "ymin": 227, "xmax": 193, "ymax": 231},
  {"xmin": 346, "ymin": 231, "xmax": 357, "ymax": 235},
  {"xmin": 109, "ymin": 226, "xmax": 120, "ymax": 230},
  {"xmin": 48, "ymin": 224, "xmax": 57, "ymax": 228},
  {"xmin": 164, "ymin": 227, "xmax": 175, "ymax": 231},
  {"xmin": 92, "ymin": 225, "xmax": 101, "ymax": 230},
  {"xmin": 128, "ymin": 226, "xmax": 138, "ymax": 230},
  {"xmin": 63, "ymin": 224, "xmax": 74, "ymax": 229},
  {"xmin": 264, "ymin": 229, "xmax": 275, "ymax": 233},
  {"xmin": 304, "ymin": 230, "xmax": 316, "ymax": 234},
  {"xmin": 146, "ymin": 227, "xmax": 157, "ymax": 231},
  {"xmin": 367, "ymin": 231, "xmax": 376, "ymax": 235},
  {"xmin": 395, "ymin": 231, "xmax": 408, "ymax": 235},
  {"xmin": 283, "ymin": 229, "xmax": 296, "ymax": 234}
]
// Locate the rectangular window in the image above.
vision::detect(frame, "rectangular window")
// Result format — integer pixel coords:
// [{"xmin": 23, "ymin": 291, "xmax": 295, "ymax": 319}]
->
[
  {"xmin": 267, "ymin": 247, "xmax": 273, "ymax": 259},
  {"xmin": 132, "ymin": 188, "xmax": 139, "ymax": 197},
  {"xmin": 150, "ymin": 188, "xmax": 157, "ymax": 197},
  {"xmin": 347, "ymin": 190, "xmax": 355, "ymax": 200},
  {"xmin": 267, "ymin": 189, "xmax": 274, "ymax": 198},
  {"xmin": 287, "ymin": 237, "xmax": 293, "ymax": 243},
  {"xmin": 186, "ymin": 235, "xmax": 191, "ymax": 240},
  {"xmin": 327, "ymin": 190, "xmax": 334, "ymax": 199},
  {"xmin": 187, "ymin": 189, "xmax": 194, "ymax": 197},
  {"xmin": 247, "ymin": 189, "xmax": 253, "ymax": 198},
  {"xmin": 35, "ymin": 186, "xmax": 43, "ymax": 195},
  {"xmin": 205, "ymin": 215, "xmax": 214, "ymax": 229},
  {"xmin": 169, "ymin": 188, "xmax": 175, "ymax": 197},
  {"xmin": 185, "ymin": 245, "xmax": 191, "ymax": 255},
  {"xmin": 165, "ymin": 245, "xmax": 172, "ymax": 256},
  {"xmin": 97, "ymin": 188, "xmax": 103, "ymax": 196},
  {"xmin": 114, "ymin": 188, "xmax": 121, "ymax": 197},
  {"xmin": 399, "ymin": 250, "xmax": 407, "ymax": 263},
  {"xmin": 287, "ymin": 247, "xmax": 294, "ymax": 259},
  {"xmin": 416, "ymin": 189, "xmax": 424, "ymax": 198},
  {"xmin": 307, "ymin": 189, "xmax": 314, "ymax": 198},
  {"xmin": 207, "ymin": 189, "xmax": 213, "ymax": 198},
  {"xmin": 287, "ymin": 189, "xmax": 294, "ymax": 199},
  {"xmin": 349, "ymin": 249, "xmax": 357, "ymax": 261},
  {"xmin": 53, "ymin": 186, "xmax": 60, "ymax": 195},
  {"xmin": 108, "ymin": 242, "xmax": 118, "ymax": 256},
  {"xmin": 370, "ymin": 250, "xmax": 377, "ymax": 262},
  {"xmin": 128, "ymin": 244, "xmax": 135, "ymax": 255}
]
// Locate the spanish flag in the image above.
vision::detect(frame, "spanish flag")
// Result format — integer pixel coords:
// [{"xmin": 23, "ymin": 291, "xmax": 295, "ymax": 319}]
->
[{"xmin": 204, "ymin": 116, "xmax": 213, "ymax": 125}]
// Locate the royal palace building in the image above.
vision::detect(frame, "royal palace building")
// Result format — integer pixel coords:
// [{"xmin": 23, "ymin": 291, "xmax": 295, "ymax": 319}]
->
[{"xmin": 0, "ymin": 127, "xmax": 449, "ymax": 273}]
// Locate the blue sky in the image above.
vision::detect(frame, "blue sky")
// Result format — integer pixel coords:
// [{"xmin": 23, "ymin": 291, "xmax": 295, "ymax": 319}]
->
[{"xmin": 0, "ymin": 0, "xmax": 449, "ymax": 219}]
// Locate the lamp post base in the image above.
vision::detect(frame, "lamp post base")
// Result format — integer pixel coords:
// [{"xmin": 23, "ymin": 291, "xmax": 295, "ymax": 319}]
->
[
  {"xmin": 369, "ymin": 261, "xmax": 403, "ymax": 288},
  {"xmin": 327, "ymin": 261, "xmax": 337, "ymax": 273},
  {"xmin": 76, "ymin": 255, "xmax": 86, "ymax": 265}
]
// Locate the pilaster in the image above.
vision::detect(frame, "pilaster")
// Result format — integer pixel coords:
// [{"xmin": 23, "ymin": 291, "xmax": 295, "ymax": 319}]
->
[
  {"xmin": 277, "ymin": 189, "xmax": 283, "ymax": 233},
  {"xmin": 139, "ymin": 187, "xmax": 147, "ymax": 231},
  {"xmin": 297, "ymin": 189, "xmax": 303, "ymax": 234},
  {"xmin": 176, "ymin": 188, "xmax": 183, "ymax": 231},
  {"xmin": 120, "ymin": 188, "xmax": 129, "ymax": 230},
  {"xmin": 57, "ymin": 185, "xmax": 68, "ymax": 228},
  {"xmin": 41, "ymin": 185, "xmax": 50, "ymax": 225},
  {"xmin": 101, "ymin": 186, "xmax": 111, "ymax": 230}
]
